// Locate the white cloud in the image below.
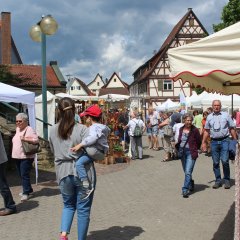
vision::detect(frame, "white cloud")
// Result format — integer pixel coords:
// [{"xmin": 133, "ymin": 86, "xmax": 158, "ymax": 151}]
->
[
  {"xmin": 101, "ymin": 35, "xmax": 125, "ymax": 61},
  {"xmin": 60, "ymin": 59, "xmax": 93, "ymax": 81},
  {"xmin": 3, "ymin": 0, "xmax": 230, "ymax": 85}
]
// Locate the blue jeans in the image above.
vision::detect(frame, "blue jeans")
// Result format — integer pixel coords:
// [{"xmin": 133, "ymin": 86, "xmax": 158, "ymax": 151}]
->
[
  {"xmin": 0, "ymin": 162, "xmax": 16, "ymax": 211},
  {"xmin": 181, "ymin": 149, "xmax": 196, "ymax": 193},
  {"xmin": 59, "ymin": 175, "xmax": 94, "ymax": 240},
  {"xmin": 211, "ymin": 138, "xmax": 230, "ymax": 182},
  {"xmin": 15, "ymin": 158, "xmax": 34, "ymax": 195},
  {"xmin": 76, "ymin": 153, "xmax": 92, "ymax": 181}
]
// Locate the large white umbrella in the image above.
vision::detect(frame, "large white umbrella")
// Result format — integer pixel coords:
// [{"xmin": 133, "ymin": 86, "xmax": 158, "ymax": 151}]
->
[{"xmin": 168, "ymin": 21, "xmax": 240, "ymax": 95}]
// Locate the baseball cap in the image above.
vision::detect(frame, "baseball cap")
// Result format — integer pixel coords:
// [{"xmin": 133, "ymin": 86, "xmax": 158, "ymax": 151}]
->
[{"xmin": 80, "ymin": 105, "xmax": 102, "ymax": 117}]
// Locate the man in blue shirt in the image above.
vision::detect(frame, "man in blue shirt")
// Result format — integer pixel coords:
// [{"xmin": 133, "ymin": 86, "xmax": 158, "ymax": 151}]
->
[{"xmin": 202, "ymin": 100, "xmax": 237, "ymax": 189}]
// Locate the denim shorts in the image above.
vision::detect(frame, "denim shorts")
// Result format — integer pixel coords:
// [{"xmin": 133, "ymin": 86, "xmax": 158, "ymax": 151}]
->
[
  {"xmin": 147, "ymin": 127, "xmax": 152, "ymax": 136},
  {"xmin": 152, "ymin": 125, "xmax": 159, "ymax": 136}
]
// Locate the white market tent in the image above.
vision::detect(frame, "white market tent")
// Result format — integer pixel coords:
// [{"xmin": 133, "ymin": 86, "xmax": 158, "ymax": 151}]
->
[
  {"xmin": 168, "ymin": 21, "xmax": 240, "ymax": 95},
  {"xmin": 99, "ymin": 94, "xmax": 130, "ymax": 102},
  {"xmin": 55, "ymin": 93, "xmax": 129, "ymax": 102},
  {"xmin": 35, "ymin": 91, "xmax": 56, "ymax": 138},
  {"xmin": 55, "ymin": 93, "xmax": 99, "ymax": 101},
  {"xmin": 0, "ymin": 83, "xmax": 36, "ymax": 129},
  {"xmin": 185, "ymin": 91, "xmax": 240, "ymax": 111},
  {"xmin": 156, "ymin": 99, "xmax": 180, "ymax": 112}
]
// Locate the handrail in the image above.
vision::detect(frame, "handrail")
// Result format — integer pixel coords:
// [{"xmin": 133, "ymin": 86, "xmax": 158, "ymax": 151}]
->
[
  {"xmin": 35, "ymin": 117, "xmax": 52, "ymax": 126},
  {"xmin": 1, "ymin": 102, "xmax": 19, "ymax": 112}
]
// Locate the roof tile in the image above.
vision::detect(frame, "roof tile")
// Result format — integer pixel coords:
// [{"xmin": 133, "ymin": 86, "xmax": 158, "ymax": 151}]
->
[{"xmin": 9, "ymin": 64, "xmax": 63, "ymax": 87}]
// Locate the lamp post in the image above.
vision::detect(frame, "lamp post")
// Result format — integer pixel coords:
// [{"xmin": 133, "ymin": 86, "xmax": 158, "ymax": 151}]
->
[{"xmin": 29, "ymin": 15, "xmax": 58, "ymax": 140}]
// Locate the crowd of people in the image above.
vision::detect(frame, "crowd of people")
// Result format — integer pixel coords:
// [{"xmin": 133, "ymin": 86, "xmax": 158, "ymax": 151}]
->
[
  {"xmin": 0, "ymin": 98, "xmax": 239, "ymax": 240},
  {"xmin": 126, "ymin": 100, "xmax": 238, "ymax": 199}
]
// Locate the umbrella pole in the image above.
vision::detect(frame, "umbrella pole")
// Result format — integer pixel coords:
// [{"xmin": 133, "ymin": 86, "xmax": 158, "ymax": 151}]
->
[{"xmin": 232, "ymin": 94, "xmax": 234, "ymax": 115}]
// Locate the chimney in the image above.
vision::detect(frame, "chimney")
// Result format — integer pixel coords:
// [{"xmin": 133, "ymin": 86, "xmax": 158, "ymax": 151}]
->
[
  {"xmin": 50, "ymin": 60, "xmax": 58, "ymax": 66},
  {"xmin": 1, "ymin": 12, "xmax": 11, "ymax": 64}
]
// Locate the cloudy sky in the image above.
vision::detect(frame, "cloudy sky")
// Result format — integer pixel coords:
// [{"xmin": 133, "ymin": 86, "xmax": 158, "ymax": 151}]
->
[{"xmin": 3, "ymin": 0, "xmax": 228, "ymax": 84}]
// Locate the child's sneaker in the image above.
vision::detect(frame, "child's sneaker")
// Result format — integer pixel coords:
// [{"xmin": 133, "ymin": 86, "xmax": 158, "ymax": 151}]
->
[
  {"xmin": 81, "ymin": 186, "xmax": 94, "ymax": 200},
  {"xmin": 80, "ymin": 180, "xmax": 94, "ymax": 200},
  {"xmin": 60, "ymin": 235, "xmax": 68, "ymax": 240}
]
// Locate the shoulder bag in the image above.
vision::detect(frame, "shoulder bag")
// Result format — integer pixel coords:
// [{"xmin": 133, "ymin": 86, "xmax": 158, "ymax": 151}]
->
[
  {"xmin": 163, "ymin": 118, "xmax": 173, "ymax": 137},
  {"xmin": 21, "ymin": 127, "xmax": 41, "ymax": 155}
]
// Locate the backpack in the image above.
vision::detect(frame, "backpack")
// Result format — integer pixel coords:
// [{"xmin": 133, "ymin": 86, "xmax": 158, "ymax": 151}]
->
[{"xmin": 133, "ymin": 120, "xmax": 142, "ymax": 137}]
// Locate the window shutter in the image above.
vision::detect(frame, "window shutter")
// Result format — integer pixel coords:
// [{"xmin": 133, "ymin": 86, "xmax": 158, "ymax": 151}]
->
[{"xmin": 158, "ymin": 80, "xmax": 163, "ymax": 91}]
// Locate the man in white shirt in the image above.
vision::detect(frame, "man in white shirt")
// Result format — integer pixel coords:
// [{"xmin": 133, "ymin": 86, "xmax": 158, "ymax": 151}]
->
[{"xmin": 125, "ymin": 111, "xmax": 146, "ymax": 160}]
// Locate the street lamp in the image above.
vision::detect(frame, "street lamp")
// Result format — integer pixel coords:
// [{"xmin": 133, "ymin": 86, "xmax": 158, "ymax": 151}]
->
[{"xmin": 29, "ymin": 15, "xmax": 58, "ymax": 140}]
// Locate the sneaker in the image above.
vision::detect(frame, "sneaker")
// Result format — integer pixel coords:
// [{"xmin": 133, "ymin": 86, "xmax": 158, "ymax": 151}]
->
[
  {"xmin": 182, "ymin": 191, "xmax": 189, "ymax": 198},
  {"xmin": 20, "ymin": 194, "xmax": 29, "ymax": 202},
  {"xmin": 60, "ymin": 236, "xmax": 68, "ymax": 240},
  {"xmin": 189, "ymin": 180, "xmax": 195, "ymax": 192},
  {"xmin": 19, "ymin": 192, "xmax": 33, "ymax": 197},
  {"xmin": 81, "ymin": 187, "xmax": 94, "ymax": 200},
  {"xmin": 212, "ymin": 182, "xmax": 222, "ymax": 189},
  {"xmin": 224, "ymin": 181, "xmax": 231, "ymax": 189}
]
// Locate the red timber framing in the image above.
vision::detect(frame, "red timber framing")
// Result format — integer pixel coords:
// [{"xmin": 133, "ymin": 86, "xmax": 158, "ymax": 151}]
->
[{"xmin": 129, "ymin": 8, "xmax": 208, "ymax": 107}]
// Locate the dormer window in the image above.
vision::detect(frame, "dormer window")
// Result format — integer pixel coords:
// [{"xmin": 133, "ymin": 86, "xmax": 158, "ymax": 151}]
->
[
  {"xmin": 97, "ymin": 82, "xmax": 100, "ymax": 86},
  {"xmin": 114, "ymin": 78, "xmax": 117, "ymax": 82}
]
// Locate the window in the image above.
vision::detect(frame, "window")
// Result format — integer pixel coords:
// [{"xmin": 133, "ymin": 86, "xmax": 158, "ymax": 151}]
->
[
  {"xmin": 76, "ymin": 86, "xmax": 81, "ymax": 90},
  {"xmin": 163, "ymin": 80, "xmax": 173, "ymax": 90},
  {"xmin": 97, "ymin": 82, "xmax": 100, "ymax": 86},
  {"xmin": 114, "ymin": 78, "xmax": 116, "ymax": 82},
  {"xmin": 71, "ymin": 86, "xmax": 75, "ymax": 90}
]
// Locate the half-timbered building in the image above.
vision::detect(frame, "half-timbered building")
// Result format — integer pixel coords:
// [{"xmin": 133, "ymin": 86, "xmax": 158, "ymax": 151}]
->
[{"xmin": 129, "ymin": 8, "xmax": 208, "ymax": 108}]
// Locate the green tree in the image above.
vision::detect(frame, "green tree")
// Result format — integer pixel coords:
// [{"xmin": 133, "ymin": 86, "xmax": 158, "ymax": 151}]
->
[
  {"xmin": 213, "ymin": 0, "xmax": 240, "ymax": 32},
  {"xmin": 193, "ymin": 86, "xmax": 204, "ymax": 95},
  {"xmin": 0, "ymin": 65, "xmax": 21, "ymax": 85}
]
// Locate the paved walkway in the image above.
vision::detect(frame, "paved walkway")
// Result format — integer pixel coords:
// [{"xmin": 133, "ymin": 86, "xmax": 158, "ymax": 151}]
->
[{"xmin": 0, "ymin": 137, "xmax": 235, "ymax": 240}]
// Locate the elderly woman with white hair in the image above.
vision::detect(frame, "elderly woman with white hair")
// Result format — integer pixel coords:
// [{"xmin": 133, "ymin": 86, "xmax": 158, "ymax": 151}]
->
[{"xmin": 12, "ymin": 113, "xmax": 39, "ymax": 202}]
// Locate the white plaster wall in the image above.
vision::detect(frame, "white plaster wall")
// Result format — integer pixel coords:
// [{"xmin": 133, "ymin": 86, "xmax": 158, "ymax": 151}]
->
[
  {"xmin": 107, "ymin": 74, "xmax": 125, "ymax": 88},
  {"xmin": 88, "ymin": 75, "xmax": 104, "ymax": 91},
  {"xmin": 67, "ymin": 80, "xmax": 88, "ymax": 96}
]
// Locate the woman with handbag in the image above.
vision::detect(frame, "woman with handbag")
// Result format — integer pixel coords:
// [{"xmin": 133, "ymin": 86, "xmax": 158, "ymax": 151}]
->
[
  {"xmin": 175, "ymin": 113, "xmax": 201, "ymax": 198},
  {"xmin": 12, "ymin": 113, "xmax": 39, "ymax": 202}
]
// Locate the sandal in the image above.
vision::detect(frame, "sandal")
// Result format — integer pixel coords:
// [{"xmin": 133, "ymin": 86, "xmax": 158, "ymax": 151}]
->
[{"xmin": 161, "ymin": 158, "xmax": 171, "ymax": 162}]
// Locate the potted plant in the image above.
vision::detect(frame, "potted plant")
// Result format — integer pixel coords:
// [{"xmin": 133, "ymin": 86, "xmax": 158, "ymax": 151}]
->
[{"xmin": 112, "ymin": 143, "xmax": 123, "ymax": 158}]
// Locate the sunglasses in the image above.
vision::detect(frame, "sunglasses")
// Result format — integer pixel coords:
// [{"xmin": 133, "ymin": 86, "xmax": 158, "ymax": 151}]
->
[{"xmin": 16, "ymin": 120, "xmax": 23, "ymax": 123}]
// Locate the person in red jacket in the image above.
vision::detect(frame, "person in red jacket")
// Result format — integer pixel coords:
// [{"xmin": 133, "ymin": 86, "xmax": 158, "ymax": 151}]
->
[{"xmin": 176, "ymin": 113, "xmax": 201, "ymax": 198}]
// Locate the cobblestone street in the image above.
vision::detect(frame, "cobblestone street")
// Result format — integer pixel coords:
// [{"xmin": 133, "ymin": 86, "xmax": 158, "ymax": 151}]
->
[{"xmin": 0, "ymin": 136, "xmax": 235, "ymax": 240}]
